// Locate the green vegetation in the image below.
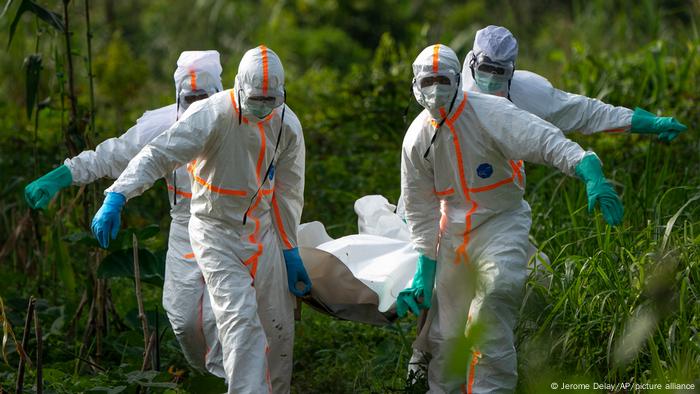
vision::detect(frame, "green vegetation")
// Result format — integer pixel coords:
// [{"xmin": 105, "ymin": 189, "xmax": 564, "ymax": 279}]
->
[{"xmin": 1, "ymin": 0, "xmax": 698, "ymax": 393}]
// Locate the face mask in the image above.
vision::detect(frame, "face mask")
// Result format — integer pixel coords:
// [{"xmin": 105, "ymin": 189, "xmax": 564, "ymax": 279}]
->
[
  {"xmin": 474, "ymin": 71, "xmax": 509, "ymax": 96},
  {"xmin": 419, "ymin": 84, "xmax": 455, "ymax": 111},
  {"xmin": 246, "ymin": 102, "xmax": 274, "ymax": 119}
]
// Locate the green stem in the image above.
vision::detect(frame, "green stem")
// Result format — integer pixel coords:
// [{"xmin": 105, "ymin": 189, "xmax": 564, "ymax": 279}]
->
[
  {"xmin": 62, "ymin": 0, "xmax": 77, "ymax": 122},
  {"xmin": 33, "ymin": 18, "xmax": 41, "ymax": 177},
  {"xmin": 84, "ymin": 0, "xmax": 96, "ymax": 143}
]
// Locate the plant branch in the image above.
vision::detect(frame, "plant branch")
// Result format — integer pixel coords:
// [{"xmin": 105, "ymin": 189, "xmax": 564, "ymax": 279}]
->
[
  {"xmin": 33, "ymin": 306, "xmax": 42, "ymax": 394},
  {"xmin": 15, "ymin": 297, "xmax": 35, "ymax": 393},
  {"xmin": 132, "ymin": 235, "xmax": 149, "ymax": 360}
]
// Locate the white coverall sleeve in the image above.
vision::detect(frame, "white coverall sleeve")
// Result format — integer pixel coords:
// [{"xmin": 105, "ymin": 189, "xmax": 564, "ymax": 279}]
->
[
  {"xmin": 479, "ymin": 97, "xmax": 588, "ymax": 176},
  {"xmin": 64, "ymin": 125, "xmax": 147, "ymax": 184},
  {"xmin": 271, "ymin": 109, "xmax": 305, "ymax": 249},
  {"xmin": 510, "ymin": 71, "xmax": 633, "ymax": 135},
  {"xmin": 106, "ymin": 100, "xmax": 218, "ymax": 200},
  {"xmin": 64, "ymin": 104, "xmax": 176, "ymax": 184},
  {"xmin": 401, "ymin": 121, "xmax": 441, "ymax": 260}
]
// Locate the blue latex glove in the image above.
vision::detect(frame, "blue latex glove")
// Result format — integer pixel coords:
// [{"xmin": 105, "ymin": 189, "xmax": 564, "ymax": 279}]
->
[
  {"xmin": 282, "ymin": 247, "xmax": 312, "ymax": 297},
  {"xmin": 575, "ymin": 154, "xmax": 623, "ymax": 226},
  {"xmin": 631, "ymin": 107, "xmax": 688, "ymax": 143},
  {"xmin": 24, "ymin": 165, "xmax": 73, "ymax": 209},
  {"xmin": 91, "ymin": 192, "xmax": 126, "ymax": 248},
  {"xmin": 396, "ymin": 254, "xmax": 437, "ymax": 317}
]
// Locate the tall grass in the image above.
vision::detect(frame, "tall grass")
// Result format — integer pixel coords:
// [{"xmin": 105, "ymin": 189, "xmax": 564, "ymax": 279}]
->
[{"xmin": 513, "ymin": 28, "xmax": 700, "ymax": 392}]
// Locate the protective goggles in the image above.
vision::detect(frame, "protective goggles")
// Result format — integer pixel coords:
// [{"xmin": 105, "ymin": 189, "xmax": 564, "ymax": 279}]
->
[
  {"xmin": 247, "ymin": 95, "xmax": 280, "ymax": 106},
  {"xmin": 180, "ymin": 90, "xmax": 210, "ymax": 105},
  {"xmin": 415, "ymin": 72, "xmax": 459, "ymax": 90},
  {"xmin": 418, "ymin": 75, "xmax": 452, "ymax": 88},
  {"xmin": 472, "ymin": 53, "xmax": 514, "ymax": 78},
  {"xmin": 241, "ymin": 84, "xmax": 285, "ymax": 108}
]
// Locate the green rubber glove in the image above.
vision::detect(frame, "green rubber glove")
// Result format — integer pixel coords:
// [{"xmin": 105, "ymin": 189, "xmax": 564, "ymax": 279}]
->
[
  {"xmin": 631, "ymin": 107, "xmax": 687, "ymax": 143},
  {"xmin": 575, "ymin": 154, "xmax": 623, "ymax": 226},
  {"xmin": 24, "ymin": 165, "xmax": 73, "ymax": 209},
  {"xmin": 396, "ymin": 254, "xmax": 437, "ymax": 317}
]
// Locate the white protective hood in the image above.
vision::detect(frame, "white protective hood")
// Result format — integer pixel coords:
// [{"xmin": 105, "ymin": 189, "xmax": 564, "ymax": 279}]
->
[{"xmin": 234, "ymin": 45, "xmax": 286, "ymax": 117}]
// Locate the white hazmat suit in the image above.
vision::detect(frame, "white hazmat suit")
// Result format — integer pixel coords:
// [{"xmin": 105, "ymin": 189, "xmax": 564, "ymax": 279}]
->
[
  {"xmin": 403, "ymin": 44, "xmax": 593, "ymax": 393},
  {"xmin": 105, "ymin": 45, "xmax": 303, "ymax": 394},
  {"xmin": 403, "ymin": 26, "xmax": 637, "ymax": 385},
  {"xmin": 65, "ymin": 51, "xmax": 224, "ymax": 377}
]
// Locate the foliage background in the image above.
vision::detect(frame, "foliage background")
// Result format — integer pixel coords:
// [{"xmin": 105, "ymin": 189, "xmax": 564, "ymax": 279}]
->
[{"xmin": 0, "ymin": 0, "xmax": 699, "ymax": 393}]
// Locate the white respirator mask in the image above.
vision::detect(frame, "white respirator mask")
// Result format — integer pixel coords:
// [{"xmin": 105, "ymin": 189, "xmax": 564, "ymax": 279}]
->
[{"xmin": 413, "ymin": 73, "xmax": 460, "ymax": 118}]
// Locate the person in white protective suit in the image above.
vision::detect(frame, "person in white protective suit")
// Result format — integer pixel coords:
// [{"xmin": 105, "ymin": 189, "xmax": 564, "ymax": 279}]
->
[
  {"xmin": 398, "ymin": 44, "xmax": 623, "ymax": 393},
  {"xmin": 24, "ymin": 50, "xmax": 225, "ymax": 377},
  {"xmin": 399, "ymin": 24, "xmax": 688, "ymax": 385},
  {"xmin": 90, "ymin": 45, "xmax": 311, "ymax": 394},
  {"xmin": 462, "ymin": 25, "xmax": 687, "ymax": 140}
]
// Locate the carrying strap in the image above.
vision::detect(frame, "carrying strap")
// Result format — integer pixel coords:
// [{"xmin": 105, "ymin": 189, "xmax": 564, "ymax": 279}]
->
[
  {"xmin": 242, "ymin": 100, "xmax": 287, "ymax": 225},
  {"xmin": 423, "ymin": 88, "xmax": 458, "ymax": 160}
]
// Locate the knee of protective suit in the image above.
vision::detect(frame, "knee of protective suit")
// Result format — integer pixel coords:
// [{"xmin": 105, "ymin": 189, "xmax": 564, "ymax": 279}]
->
[
  {"xmin": 167, "ymin": 312, "xmax": 201, "ymax": 336},
  {"xmin": 222, "ymin": 305, "xmax": 261, "ymax": 332},
  {"xmin": 475, "ymin": 260, "xmax": 528, "ymax": 305},
  {"xmin": 468, "ymin": 294, "xmax": 520, "ymax": 351},
  {"xmin": 470, "ymin": 310, "xmax": 516, "ymax": 349},
  {"xmin": 162, "ymin": 295, "xmax": 202, "ymax": 334}
]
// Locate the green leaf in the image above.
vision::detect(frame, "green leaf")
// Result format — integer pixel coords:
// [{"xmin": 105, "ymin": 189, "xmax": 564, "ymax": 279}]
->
[
  {"xmin": 87, "ymin": 386, "xmax": 127, "ymax": 394},
  {"xmin": 52, "ymin": 225, "xmax": 76, "ymax": 299},
  {"xmin": 7, "ymin": 0, "xmax": 29, "ymax": 48},
  {"xmin": 182, "ymin": 375, "xmax": 227, "ymax": 394},
  {"xmin": 124, "ymin": 308, "xmax": 171, "ymax": 332},
  {"xmin": 63, "ymin": 231, "xmax": 100, "ymax": 247},
  {"xmin": 23, "ymin": 53, "xmax": 41, "ymax": 119},
  {"xmin": 140, "ymin": 382, "xmax": 178, "ymax": 389},
  {"xmin": 37, "ymin": 96, "xmax": 50, "ymax": 109},
  {"xmin": 126, "ymin": 370, "xmax": 158, "ymax": 384},
  {"xmin": 445, "ymin": 319, "xmax": 485, "ymax": 379},
  {"xmin": 135, "ymin": 224, "xmax": 160, "ymax": 241},
  {"xmin": 125, "ymin": 370, "xmax": 177, "ymax": 388},
  {"xmin": 97, "ymin": 248, "xmax": 165, "ymax": 286},
  {"xmin": 0, "ymin": 0, "xmax": 14, "ymax": 19},
  {"xmin": 26, "ymin": 0, "xmax": 63, "ymax": 31},
  {"xmin": 108, "ymin": 224, "xmax": 161, "ymax": 250},
  {"xmin": 64, "ymin": 225, "xmax": 160, "ymax": 250},
  {"xmin": 8, "ymin": 0, "xmax": 64, "ymax": 48}
]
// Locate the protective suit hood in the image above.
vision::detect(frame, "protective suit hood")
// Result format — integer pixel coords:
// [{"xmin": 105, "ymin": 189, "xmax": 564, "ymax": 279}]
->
[
  {"xmin": 468, "ymin": 25, "xmax": 518, "ymax": 64},
  {"xmin": 412, "ymin": 44, "xmax": 462, "ymax": 119},
  {"xmin": 464, "ymin": 25, "xmax": 518, "ymax": 96},
  {"xmin": 234, "ymin": 45, "xmax": 285, "ymax": 119},
  {"xmin": 173, "ymin": 50, "xmax": 224, "ymax": 115}
]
